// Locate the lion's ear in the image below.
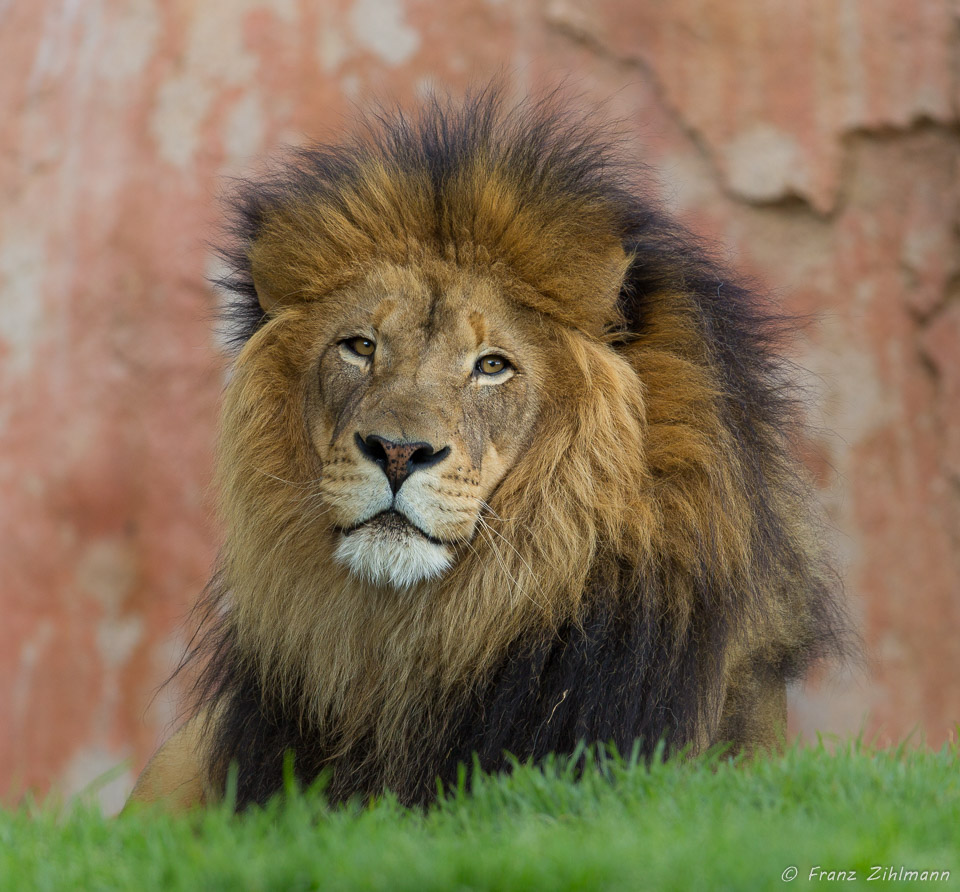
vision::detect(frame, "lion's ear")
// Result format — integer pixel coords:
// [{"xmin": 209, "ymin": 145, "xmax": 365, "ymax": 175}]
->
[
  {"xmin": 585, "ymin": 242, "xmax": 632, "ymax": 325},
  {"xmin": 602, "ymin": 244, "xmax": 632, "ymax": 303},
  {"xmin": 250, "ymin": 260, "xmax": 282, "ymax": 315},
  {"xmin": 246, "ymin": 203, "xmax": 364, "ymax": 314},
  {"xmin": 249, "ymin": 233, "xmax": 303, "ymax": 315}
]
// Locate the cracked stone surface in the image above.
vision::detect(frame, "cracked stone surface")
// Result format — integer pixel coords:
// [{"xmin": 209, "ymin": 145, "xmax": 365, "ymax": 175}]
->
[{"xmin": 1, "ymin": 0, "xmax": 958, "ymax": 807}]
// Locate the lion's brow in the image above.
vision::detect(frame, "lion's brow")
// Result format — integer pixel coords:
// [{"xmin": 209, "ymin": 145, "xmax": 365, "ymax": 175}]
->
[
  {"xmin": 370, "ymin": 297, "xmax": 399, "ymax": 328},
  {"xmin": 467, "ymin": 310, "xmax": 487, "ymax": 347}
]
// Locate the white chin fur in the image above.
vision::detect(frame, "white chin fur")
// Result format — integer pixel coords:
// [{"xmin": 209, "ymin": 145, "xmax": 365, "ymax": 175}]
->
[{"xmin": 334, "ymin": 524, "xmax": 453, "ymax": 589}]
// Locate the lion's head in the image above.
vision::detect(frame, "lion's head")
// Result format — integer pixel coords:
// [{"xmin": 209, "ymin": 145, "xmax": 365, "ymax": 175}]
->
[
  {"xmin": 181, "ymin": 89, "xmax": 848, "ymax": 807},
  {"xmin": 267, "ymin": 261, "xmax": 554, "ymax": 590}
]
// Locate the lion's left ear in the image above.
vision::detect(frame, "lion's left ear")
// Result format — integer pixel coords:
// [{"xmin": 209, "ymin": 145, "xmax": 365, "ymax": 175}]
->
[
  {"xmin": 590, "ymin": 243, "xmax": 633, "ymax": 328},
  {"xmin": 510, "ymin": 237, "xmax": 633, "ymax": 335},
  {"xmin": 548, "ymin": 223, "xmax": 631, "ymax": 328},
  {"xmin": 602, "ymin": 244, "xmax": 632, "ymax": 304}
]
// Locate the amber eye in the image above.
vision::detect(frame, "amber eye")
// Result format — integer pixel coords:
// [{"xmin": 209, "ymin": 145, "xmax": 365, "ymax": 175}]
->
[
  {"xmin": 476, "ymin": 354, "xmax": 510, "ymax": 375},
  {"xmin": 344, "ymin": 337, "xmax": 376, "ymax": 358}
]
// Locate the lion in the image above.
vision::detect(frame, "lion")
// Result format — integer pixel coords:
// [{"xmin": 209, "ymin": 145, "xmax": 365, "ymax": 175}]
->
[{"xmin": 127, "ymin": 89, "xmax": 849, "ymax": 811}]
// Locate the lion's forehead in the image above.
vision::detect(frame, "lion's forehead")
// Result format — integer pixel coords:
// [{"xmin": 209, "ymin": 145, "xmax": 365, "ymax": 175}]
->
[{"xmin": 354, "ymin": 262, "xmax": 517, "ymax": 346}]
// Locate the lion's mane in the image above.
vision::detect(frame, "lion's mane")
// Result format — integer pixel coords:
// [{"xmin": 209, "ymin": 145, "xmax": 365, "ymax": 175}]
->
[{"xmin": 189, "ymin": 89, "xmax": 849, "ymax": 807}]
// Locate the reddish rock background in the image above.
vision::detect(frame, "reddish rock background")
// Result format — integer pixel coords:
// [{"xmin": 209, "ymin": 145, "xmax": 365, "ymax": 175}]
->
[{"xmin": 2, "ymin": 1, "xmax": 958, "ymax": 812}]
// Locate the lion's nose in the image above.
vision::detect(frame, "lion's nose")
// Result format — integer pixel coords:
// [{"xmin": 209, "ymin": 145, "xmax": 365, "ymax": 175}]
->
[{"xmin": 354, "ymin": 433, "xmax": 451, "ymax": 494}]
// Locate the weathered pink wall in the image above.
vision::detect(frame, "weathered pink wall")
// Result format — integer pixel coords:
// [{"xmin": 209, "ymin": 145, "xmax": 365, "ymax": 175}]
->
[{"xmin": 2, "ymin": 0, "xmax": 958, "ymax": 810}]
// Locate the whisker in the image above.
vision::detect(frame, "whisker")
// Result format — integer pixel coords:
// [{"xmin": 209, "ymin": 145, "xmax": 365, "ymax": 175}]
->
[
  {"xmin": 473, "ymin": 496, "xmax": 523, "ymax": 526},
  {"xmin": 251, "ymin": 465, "xmax": 326, "ymax": 491},
  {"xmin": 476, "ymin": 514, "xmax": 548, "ymax": 601},
  {"xmin": 475, "ymin": 518, "xmax": 546, "ymax": 613}
]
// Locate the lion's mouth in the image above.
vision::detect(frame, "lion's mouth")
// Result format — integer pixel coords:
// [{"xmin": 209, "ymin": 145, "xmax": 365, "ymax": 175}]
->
[{"xmin": 340, "ymin": 509, "xmax": 447, "ymax": 547}]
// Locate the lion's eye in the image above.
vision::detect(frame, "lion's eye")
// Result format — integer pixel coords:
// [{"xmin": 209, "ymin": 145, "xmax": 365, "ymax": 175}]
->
[
  {"xmin": 476, "ymin": 355, "xmax": 510, "ymax": 375},
  {"xmin": 344, "ymin": 337, "xmax": 376, "ymax": 358}
]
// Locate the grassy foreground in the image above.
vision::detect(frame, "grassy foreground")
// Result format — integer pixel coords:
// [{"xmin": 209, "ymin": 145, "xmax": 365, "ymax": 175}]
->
[{"xmin": 2, "ymin": 741, "xmax": 957, "ymax": 891}]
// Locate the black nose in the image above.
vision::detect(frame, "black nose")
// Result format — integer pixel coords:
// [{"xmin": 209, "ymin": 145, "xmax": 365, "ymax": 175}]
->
[{"xmin": 354, "ymin": 433, "xmax": 451, "ymax": 494}]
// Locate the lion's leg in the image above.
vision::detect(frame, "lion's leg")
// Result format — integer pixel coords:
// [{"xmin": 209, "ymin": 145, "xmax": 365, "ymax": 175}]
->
[
  {"xmin": 123, "ymin": 713, "xmax": 210, "ymax": 812},
  {"xmin": 715, "ymin": 666, "xmax": 787, "ymax": 756}
]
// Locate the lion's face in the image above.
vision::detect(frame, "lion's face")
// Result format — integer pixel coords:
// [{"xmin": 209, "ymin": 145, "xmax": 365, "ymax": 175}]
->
[{"xmin": 302, "ymin": 261, "xmax": 542, "ymax": 588}]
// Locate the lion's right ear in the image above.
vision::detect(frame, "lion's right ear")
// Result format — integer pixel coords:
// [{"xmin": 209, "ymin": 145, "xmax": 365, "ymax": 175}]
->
[
  {"xmin": 248, "ymin": 234, "xmax": 300, "ymax": 315},
  {"xmin": 250, "ymin": 260, "xmax": 282, "ymax": 315},
  {"xmin": 246, "ymin": 204, "xmax": 360, "ymax": 314}
]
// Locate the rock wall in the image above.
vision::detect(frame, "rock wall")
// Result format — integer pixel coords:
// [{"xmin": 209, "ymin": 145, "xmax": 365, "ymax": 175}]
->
[{"xmin": 2, "ymin": 0, "xmax": 957, "ymax": 810}]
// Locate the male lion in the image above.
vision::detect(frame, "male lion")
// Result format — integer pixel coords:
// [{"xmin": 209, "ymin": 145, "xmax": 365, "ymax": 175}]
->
[{"xmin": 129, "ymin": 90, "xmax": 848, "ymax": 810}]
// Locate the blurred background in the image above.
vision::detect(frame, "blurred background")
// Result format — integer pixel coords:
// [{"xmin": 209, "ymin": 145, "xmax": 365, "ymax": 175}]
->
[{"xmin": 2, "ymin": 0, "xmax": 958, "ymax": 813}]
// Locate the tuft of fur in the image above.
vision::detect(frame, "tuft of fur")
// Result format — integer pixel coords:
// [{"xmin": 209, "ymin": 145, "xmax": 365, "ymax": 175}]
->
[
  {"xmin": 188, "ymin": 86, "xmax": 851, "ymax": 808},
  {"xmin": 334, "ymin": 522, "xmax": 454, "ymax": 589}
]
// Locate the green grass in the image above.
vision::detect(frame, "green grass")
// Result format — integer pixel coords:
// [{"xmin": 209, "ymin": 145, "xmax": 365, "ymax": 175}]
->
[{"xmin": 2, "ymin": 741, "xmax": 958, "ymax": 891}]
